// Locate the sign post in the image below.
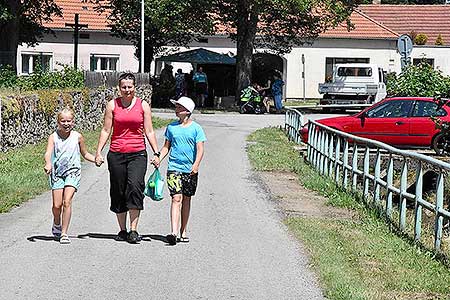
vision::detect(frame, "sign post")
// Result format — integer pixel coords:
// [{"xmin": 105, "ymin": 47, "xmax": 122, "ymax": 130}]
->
[
  {"xmin": 397, "ymin": 34, "xmax": 413, "ymax": 70},
  {"xmin": 302, "ymin": 54, "xmax": 305, "ymax": 101}
]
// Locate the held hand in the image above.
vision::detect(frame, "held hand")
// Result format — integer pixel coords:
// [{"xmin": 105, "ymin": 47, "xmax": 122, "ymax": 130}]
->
[
  {"xmin": 151, "ymin": 156, "xmax": 160, "ymax": 168},
  {"xmin": 44, "ymin": 163, "xmax": 52, "ymax": 175},
  {"xmin": 95, "ymin": 153, "xmax": 104, "ymax": 167}
]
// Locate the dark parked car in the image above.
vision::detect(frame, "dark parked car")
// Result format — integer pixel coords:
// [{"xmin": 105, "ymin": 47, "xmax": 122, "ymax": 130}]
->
[{"xmin": 301, "ymin": 97, "xmax": 450, "ymax": 152}]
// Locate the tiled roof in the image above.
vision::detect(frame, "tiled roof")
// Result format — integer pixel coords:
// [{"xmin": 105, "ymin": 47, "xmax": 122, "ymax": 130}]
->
[
  {"xmin": 320, "ymin": 9, "xmax": 399, "ymax": 40},
  {"xmin": 359, "ymin": 4, "xmax": 450, "ymax": 45},
  {"xmin": 43, "ymin": 0, "xmax": 110, "ymax": 31}
]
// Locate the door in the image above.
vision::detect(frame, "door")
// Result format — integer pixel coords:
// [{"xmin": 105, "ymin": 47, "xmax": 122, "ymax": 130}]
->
[
  {"xmin": 409, "ymin": 100, "xmax": 446, "ymax": 146},
  {"xmin": 349, "ymin": 100, "xmax": 413, "ymax": 145}
]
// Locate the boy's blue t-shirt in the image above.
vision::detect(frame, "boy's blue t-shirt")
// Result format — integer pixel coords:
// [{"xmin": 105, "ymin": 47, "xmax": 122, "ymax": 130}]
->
[{"xmin": 165, "ymin": 120, "xmax": 207, "ymax": 173}]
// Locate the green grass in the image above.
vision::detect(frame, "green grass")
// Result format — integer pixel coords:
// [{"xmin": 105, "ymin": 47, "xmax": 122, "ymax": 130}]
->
[
  {"xmin": 0, "ymin": 117, "xmax": 172, "ymax": 213},
  {"xmin": 247, "ymin": 127, "xmax": 450, "ymax": 300}
]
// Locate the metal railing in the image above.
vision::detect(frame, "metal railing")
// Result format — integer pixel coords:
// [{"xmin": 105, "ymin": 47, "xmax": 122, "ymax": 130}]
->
[{"xmin": 285, "ymin": 107, "xmax": 450, "ymax": 254}]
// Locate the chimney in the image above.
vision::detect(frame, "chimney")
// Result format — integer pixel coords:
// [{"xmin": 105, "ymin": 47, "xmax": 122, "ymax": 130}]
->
[{"xmin": 373, "ymin": 0, "xmax": 381, "ymax": 4}]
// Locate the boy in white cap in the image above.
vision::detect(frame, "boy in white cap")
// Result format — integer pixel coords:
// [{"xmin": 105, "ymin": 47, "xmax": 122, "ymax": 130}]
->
[{"xmin": 157, "ymin": 96, "xmax": 206, "ymax": 245}]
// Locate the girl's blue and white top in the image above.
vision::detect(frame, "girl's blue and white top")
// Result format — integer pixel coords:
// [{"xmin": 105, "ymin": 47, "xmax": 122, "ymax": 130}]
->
[{"xmin": 51, "ymin": 131, "xmax": 81, "ymax": 180}]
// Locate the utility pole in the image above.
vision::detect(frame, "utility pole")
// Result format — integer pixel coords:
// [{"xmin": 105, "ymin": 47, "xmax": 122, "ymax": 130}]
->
[
  {"xmin": 141, "ymin": 0, "xmax": 145, "ymax": 73},
  {"xmin": 65, "ymin": 14, "xmax": 88, "ymax": 69},
  {"xmin": 302, "ymin": 54, "xmax": 306, "ymax": 101}
]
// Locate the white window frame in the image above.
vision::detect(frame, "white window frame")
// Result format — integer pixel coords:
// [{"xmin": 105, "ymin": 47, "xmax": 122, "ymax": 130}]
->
[
  {"xmin": 20, "ymin": 52, "xmax": 53, "ymax": 75},
  {"xmin": 90, "ymin": 54, "xmax": 120, "ymax": 72}
]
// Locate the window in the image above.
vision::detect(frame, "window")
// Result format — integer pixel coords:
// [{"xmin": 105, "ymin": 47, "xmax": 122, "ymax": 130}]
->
[
  {"xmin": 413, "ymin": 58, "xmax": 434, "ymax": 67},
  {"xmin": 325, "ymin": 57, "xmax": 369, "ymax": 81},
  {"xmin": 412, "ymin": 101, "xmax": 447, "ymax": 117},
  {"xmin": 366, "ymin": 100, "xmax": 413, "ymax": 118},
  {"xmin": 337, "ymin": 67, "xmax": 372, "ymax": 77},
  {"xmin": 21, "ymin": 53, "xmax": 52, "ymax": 74},
  {"xmin": 90, "ymin": 55, "xmax": 119, "ymax": 72}
]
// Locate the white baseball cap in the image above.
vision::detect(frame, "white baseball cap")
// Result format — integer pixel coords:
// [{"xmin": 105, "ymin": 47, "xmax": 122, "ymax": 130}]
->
[{"xmin": 170, "ymin": 96, "xmax": 195, "ymax": 113}]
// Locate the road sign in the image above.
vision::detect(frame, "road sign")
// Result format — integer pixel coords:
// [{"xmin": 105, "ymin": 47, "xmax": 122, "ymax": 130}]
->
[{"xmin": 397, "ymin": 34, "xmax": 413, "ymax": 56}]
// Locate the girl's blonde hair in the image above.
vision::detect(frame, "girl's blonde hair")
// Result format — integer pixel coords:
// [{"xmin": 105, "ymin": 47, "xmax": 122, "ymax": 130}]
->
[{"xmin": 57, "ymin": 107, "xmax": 75, "ymax": 121}]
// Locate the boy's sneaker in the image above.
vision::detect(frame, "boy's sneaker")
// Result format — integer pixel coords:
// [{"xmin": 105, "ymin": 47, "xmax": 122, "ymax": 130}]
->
[
  {"xmin": 127, "ymin": 230, "xmax": 140, "ymax": 244},
  {"xmin": 115, "ymin": 230, "xmax": 128, "ymax": 242},
  {"xmin": 52, "ymin": 224, "xmax": 62, "ymax": 237}
]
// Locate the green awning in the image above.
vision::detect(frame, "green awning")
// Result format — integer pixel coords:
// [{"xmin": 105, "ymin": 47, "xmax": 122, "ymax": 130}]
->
[{"xmin": 157, "ymin": 48, "xmax": 236, "ymax": 65}]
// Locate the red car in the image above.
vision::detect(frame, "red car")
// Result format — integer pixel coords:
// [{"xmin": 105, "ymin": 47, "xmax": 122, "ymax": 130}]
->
[{"xmin": 301, "ymin": 97, "xmax": 450, "ymax": 150}]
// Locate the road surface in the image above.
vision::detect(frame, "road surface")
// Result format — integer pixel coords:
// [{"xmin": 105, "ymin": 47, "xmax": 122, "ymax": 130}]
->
[{"xmin": 0, "ymin": 112, "xmax": 324, "ymax": 300}]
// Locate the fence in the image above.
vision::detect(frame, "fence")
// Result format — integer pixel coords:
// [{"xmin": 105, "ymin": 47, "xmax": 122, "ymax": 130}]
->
[
  {"xmin": 84, "ymin": 71, "xmax": 151, "ymax": 88},
  {"xmin": 285, "ymin": 107, "xmax": 450, "ymax": 254}
]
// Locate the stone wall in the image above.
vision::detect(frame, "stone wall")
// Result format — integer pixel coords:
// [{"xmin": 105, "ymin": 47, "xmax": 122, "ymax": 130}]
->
[{"xmin": 0, "ymin": 86, "xmax": 152, "ymax": 152}]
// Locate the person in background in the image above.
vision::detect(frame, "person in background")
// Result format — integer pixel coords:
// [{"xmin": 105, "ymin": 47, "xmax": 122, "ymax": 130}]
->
[
  {"xmin": 175, "ymin": 68, "xmax": 186, "ymax": 99},
  {"xmin": 271, "ymin": 72, "xmax": 285, "ymax": 113},
  {"xmin": 193, "ymin": 66, "xmax": 208, "ymax": 107}
]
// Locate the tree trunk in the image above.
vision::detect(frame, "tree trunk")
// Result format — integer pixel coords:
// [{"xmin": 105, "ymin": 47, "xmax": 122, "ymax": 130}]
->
[
  {"xmin": 0, "ymin": 0, "xmax": 20, "ymax": 70},
  {"xmin": 235, "ymin": 1, "xmax": 258, "ymax": 99}
]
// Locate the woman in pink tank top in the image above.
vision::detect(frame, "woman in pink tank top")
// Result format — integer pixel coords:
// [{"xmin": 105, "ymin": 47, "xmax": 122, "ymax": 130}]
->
[{"xmin": 95, "ymin": 73, "xmax": 160, "ymax": 243}]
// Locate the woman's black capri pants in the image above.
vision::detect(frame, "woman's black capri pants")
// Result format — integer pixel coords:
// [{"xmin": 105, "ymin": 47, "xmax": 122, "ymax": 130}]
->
[{"xmin": 107, "ymin": 150, "xmax": 147, "ymax": 213}]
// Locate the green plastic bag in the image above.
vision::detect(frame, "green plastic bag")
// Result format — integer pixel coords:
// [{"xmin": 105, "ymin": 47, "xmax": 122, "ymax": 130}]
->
[{"xmin": 144, "ymin": 168, "xmax": 164, "ymax": 201}]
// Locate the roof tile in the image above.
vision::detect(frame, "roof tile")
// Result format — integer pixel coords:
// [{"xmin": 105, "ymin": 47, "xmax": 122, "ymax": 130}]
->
[
  {"xmin": 44, "ymin": 0, "xmax": 110, "ymax": 31},
  {"xmin": 359, "ymin": 4, "xmax": 450, "ymax": 45}
]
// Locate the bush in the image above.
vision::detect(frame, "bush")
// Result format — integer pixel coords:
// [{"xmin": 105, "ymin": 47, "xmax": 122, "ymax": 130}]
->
[
  {"xmin": 435, "ymin": 34, "xmax": 444, "ymax": 46},
  {"xmin": 0, "ymin": 64, "xmax": 84, "ymax": 90},
  {"xmin": 387, "ymin": 59, "xmax": 450, "ymax": 97},
  {"xmin": 0, "ymin": 65, "xmax": 18, "ymax": 88},
  {"xmin": 414, "ymin": 33, "xmax": 428, "ymax": 45}
]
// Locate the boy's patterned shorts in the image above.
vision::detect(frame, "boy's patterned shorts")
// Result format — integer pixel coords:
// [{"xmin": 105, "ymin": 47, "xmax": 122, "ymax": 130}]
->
[{"xmin": 166, "ymin": 171, "xmax": 198, "ymax": 197}]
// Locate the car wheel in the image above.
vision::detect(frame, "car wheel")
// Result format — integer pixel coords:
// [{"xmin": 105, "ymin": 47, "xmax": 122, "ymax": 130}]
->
[{"xmin": 432, "ymin": 132, "xmax": 450, "ymax": 156}]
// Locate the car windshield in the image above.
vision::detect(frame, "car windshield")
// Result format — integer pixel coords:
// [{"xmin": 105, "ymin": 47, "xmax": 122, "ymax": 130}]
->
[{"xmin": 337, "ymin": 67, "xmax": 372, "ymax": 77}]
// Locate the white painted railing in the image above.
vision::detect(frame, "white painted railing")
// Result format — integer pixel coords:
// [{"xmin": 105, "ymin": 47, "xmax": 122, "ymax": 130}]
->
[{"xmin": 285, "ymin": 108, "xmax": 450, "ymax": 253}]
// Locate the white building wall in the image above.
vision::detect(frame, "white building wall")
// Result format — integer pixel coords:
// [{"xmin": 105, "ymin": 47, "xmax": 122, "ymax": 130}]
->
[
  {"xmin": 410, "ymin": 46, "xmax": 450, "ymax": 75},
  {"xmin": 17, "ymin": 31, "xmax": 138, "ymax": 74},
  {"xmin": 18, "ymin": 30, "xmax": 450, "ymax": 100},
  {"xmin": 285, "ymin": 38, "xmax": 398, "ymax": 99}
]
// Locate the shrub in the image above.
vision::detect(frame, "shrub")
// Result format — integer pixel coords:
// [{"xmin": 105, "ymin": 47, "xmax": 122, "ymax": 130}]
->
[
  {"xmin": 414, "ymin": 33, "xmax": 428, "ymax": 45},
  {"xmin": 386, "ymin": 59, "xmax": 450, "ymax": 97},
  {"xmin": 0, "ymin": 64, "xmax": 84, "ymax": 90},
  {"xmin": 0, "ymin": 65, "xmax": 18, "ymax": 88},
  {"xmin": 435, "ymin": 34, "xmax": 444, "ymax": 46}
]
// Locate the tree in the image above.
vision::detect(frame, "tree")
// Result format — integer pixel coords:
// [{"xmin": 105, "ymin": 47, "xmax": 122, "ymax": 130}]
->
[
  {"xmin": 212, "ymin": 0, "xmax": 358, "ymax": 93},
  {"xmin": 101, "ymin": 0, "xmax": 356, "ymax": 94},
  {"xmin": 360, "ymin": 0, "xmax": 443, "ymax": 3},
  {"xmin": 0, "ymin": 0, "xmax": 61, "ymax": 70},
  {"xmin": 92, "ymin": 0, "xmax": 214, "ymax": 72}
]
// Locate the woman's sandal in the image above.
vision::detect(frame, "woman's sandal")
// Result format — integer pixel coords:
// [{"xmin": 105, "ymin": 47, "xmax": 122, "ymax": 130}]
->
[{"xmin": 59, "ymin": 234, "xmax": 71, "ymax": 244}]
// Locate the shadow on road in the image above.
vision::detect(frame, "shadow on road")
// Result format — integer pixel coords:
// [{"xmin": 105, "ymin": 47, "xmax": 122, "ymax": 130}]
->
[
  {"xmin": 27, "ymin": 235, "xmax": 58, "ymax": 242},
  {"xmin": 77, "ymin": 232, "xmax": 169, "ymax": 244}
]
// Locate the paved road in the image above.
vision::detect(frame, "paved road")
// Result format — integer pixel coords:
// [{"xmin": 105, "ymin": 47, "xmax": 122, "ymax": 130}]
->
[{"xmin": 0, "ymin": 112, "xmax": 324, "ymax": 300}]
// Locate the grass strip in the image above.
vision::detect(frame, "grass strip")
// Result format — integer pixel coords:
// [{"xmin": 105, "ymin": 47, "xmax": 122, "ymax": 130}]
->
[
  {"xmin": 0, "ymin": 117, "xmax": 172, "ymax": 213},
  {"xmin": 247, "ymin": 127, "xmax": 450, "ymax": 300}
]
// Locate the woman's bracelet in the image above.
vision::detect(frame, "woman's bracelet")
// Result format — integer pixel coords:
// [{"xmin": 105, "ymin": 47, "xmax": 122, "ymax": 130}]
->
[{"xmin": 153, "ymin": 152, "xmax": 161, "ymax": 157}]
